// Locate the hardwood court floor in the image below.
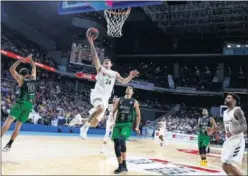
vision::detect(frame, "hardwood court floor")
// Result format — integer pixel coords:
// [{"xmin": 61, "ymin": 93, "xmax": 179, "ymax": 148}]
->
[{"xmin": 1, "ymin": 133, "xmax": 247, "ymax": 175}]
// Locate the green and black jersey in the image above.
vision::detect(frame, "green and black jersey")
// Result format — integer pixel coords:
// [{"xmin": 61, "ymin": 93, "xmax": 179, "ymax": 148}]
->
[{"xmin": 115, "ymin": 97, "xmax": 136, "ymax": 124}]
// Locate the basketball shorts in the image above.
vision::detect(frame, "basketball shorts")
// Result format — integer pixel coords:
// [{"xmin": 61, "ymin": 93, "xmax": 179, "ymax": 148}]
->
[
  {"xmin": 159, "ymin": 129, "xmax": 166, "ymax": 136},
  {"xmin": 198, "ymin": 135, "xmax": 211, "ymax": 148},
  {"xmin": 221, "ymin": 137, "xmax": 245, "ymax": 164},
  {"xmin": 9, "ymin": 101, "xmax": 33, "ymax": 123},
  {"xmin": 112, "ymin": 122, "xmax": 133, "ymax": 141},
  {"xmin": 90, "ymin": 90, "xmax": 109, "ymax": 121},
  {"xmin": 90, "ymin": 90, "xmax": 109, "ymax": 109}
]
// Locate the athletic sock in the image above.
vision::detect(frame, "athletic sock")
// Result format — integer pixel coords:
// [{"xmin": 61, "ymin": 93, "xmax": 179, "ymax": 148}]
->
[
  {"xmin": 118, "ymin": 163, "xmax": 123, "ymax": 169},
  {"xmin": 7, "ymin": 139, "xmax": 14, "ymax": 147},
  {"xmin": 122, "ymin": 160, "xmax": 126, "ymax": 168}
]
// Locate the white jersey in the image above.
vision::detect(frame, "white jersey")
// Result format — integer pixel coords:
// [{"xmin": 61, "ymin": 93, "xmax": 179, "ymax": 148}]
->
[
  {"xmin": 221, "ymin": 107, "xmax": 245, "ymax": 164},
  {"xmin": 159, "ymin": 121, "xmax": 166, "ymax": 133},
  {"xmin": 93, "ymin": 67, "xmax": 117, "ymax": 98},
  {"xmin": 223, "ymin": 107, "xmax": 244, "ymax": 140}
]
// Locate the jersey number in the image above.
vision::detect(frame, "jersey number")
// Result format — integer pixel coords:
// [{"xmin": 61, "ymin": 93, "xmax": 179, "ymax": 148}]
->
[
  {"xmin": 27, "ymin": 83, "xmax": 36, "ymax": 93},
  {"xmin": 105, "ymin": 79, "xmax": 111, "ymax": 85}
]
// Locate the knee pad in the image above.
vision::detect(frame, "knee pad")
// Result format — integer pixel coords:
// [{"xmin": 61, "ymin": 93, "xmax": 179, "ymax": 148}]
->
[
  {"xmin": 119, "ymin": 138, "xmax": 127, "ymax": 153},
  {"xmin": 114, "ymin": 139, "xmax": 121, "ymax": 157}
]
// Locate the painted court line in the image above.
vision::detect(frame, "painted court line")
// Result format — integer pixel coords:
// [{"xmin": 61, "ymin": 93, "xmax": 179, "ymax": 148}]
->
[
  {"xmin": 151, "ymin": 158, "xmax": 221, "ymax": 173},
  {"xmin": 177, "ymin": 149, "xmax": 221, "ymax": 158}
]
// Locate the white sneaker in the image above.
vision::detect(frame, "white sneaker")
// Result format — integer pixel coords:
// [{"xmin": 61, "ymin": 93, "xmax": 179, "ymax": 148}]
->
[
  {"xmin": 80, "ymin": 126, "xmax": 88, "ymax": 139},
  {"xmin": 2, "ymin": 145, "xmax": 11, "ymax": 153},
  {"xmin": 80, "ymin": 132, "xmax": 88, "ymax": 140}
]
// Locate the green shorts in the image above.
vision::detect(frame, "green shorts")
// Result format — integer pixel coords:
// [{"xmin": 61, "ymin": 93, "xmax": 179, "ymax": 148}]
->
[
  {"xmin": 111, "ymin": 122, "xmax": 133, "ymax": 141},
  {"xmin": 9, "ymin": 101, "xmax": 33, "ymax": 123},
  {"xmin": 198, "ymin": 135, "xmax": 210, "ymax": 148}
]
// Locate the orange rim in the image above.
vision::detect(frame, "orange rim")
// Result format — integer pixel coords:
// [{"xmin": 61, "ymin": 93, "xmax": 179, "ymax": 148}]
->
[{"xmin": 105, "ymin": 7, "xmax": 131, "ymax": 15}]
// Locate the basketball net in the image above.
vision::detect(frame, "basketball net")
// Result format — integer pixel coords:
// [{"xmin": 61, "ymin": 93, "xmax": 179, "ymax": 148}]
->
[{"xmin": 104, "ymin": 7, "xmax": 131, "ymax": 37}]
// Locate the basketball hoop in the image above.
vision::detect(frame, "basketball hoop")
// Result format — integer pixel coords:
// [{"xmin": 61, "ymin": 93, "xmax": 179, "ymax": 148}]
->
[{"xmin": 104, "ymin": 7, "xmax": 131, "ymax": 37}]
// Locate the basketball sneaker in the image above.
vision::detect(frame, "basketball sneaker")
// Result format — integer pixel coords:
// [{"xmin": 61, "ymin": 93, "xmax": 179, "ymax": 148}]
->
[
  {"xmin": 122, "ymin": 161, "xmax": 128, "ymax": 172},
  {"xmin": 114, "ymin": 165, "xmax": 124, "ymax": 174},
  {"xmin": 80, "ymin": 133, "xmax": 87, "ymax": 140},
  {"xmin": 80, "ymin": 126, "xmax": 88, "ymax": 139},
  {"xmin": 203, "ymin": 160, "xmax": 208, "ymax": 167},
  {"xmin": 2, "ymin": 144, "xmax": 11, "ymax": 153}
]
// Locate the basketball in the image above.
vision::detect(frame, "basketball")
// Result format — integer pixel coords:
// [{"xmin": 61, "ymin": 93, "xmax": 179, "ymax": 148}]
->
[
  {"xmin": 207, "ymin": 127, "xmax": 214, "ymax": 135},
  {"xmin": 215, "ymin": 134, "xmax": 220, "ymax": 141},
  {"xmin": 86, "ymin": 27, "xmax": 99, "ymax": 40}
]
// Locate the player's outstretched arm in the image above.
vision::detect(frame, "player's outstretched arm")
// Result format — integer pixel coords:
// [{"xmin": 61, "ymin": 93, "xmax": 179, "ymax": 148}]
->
[
  {"xmin": 9, "ymin": 58, "xmax": 25, "ymax": 86},
  {"xmin": 134, "ymin": 100, "xmax": 141, "ymax": 134},
  {"xmin": 116, "ymin": 70, "xmax": 139, "ymax": 85},
  {"xmin": 26, "ymin": 54, "xmax": 36, "ymax": 79},
  {"xmin": 233, "ymin": 108, "xmax": 247, "ymax": 135},
  {"xmin": 87, "ymin": 35, "xmax": 101, "ymax": 73}
]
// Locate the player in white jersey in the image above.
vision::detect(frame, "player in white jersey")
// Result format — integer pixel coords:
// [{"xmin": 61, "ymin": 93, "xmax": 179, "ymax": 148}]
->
[
  {"xmin": 158, "ymin": 117, "xmax": 167, "ymax": 146},
  {"xmin": 221, "ymin": 93, "xmax": 247, "ymax": 176},
  {"xmin": 100, "ymin": 96, "xmax": 118, "ymax": 154},
  {"xmin": 80, "ymin": 33, "xmax": 139, "ymax": 139}
]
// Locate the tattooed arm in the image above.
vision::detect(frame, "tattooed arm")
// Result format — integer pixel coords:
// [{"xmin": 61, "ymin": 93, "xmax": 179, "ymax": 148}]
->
[
  {"xmin": 233, "ymin": 108, "xmax": 247, "ymax": 135},
  {"xmin": 87, "ymin": 36, "xmax": 101, "ymax": 73}
]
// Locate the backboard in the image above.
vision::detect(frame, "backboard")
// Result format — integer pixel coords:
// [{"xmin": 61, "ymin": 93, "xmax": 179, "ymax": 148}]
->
[{"xmin": 58, "ymin": 1, "xmax": 162, "ymax": 15}]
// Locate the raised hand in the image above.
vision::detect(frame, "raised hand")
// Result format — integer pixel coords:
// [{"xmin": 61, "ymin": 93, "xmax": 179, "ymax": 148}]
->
[
  {"xmin": 129, "ymin": 70, "xmax": 139, "ymax": 78},
  {"xmin": 87, "ymin": 34, "xmax": 94, "ymax": 46},
  {"xmin": 24, "ymin": 54, "xmax": 33, "ymax": 63}
]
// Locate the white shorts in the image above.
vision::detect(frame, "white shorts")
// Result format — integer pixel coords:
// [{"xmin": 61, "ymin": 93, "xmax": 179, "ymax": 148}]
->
[
  {"xmin": 90, "ymin": 90, "xmax": 109, "ymax": 121},
  {"xmin": 90, "ymin": 90, "xmax": 109, "ymax": 109},
  {"xmin": 159, "ymin": 129, "xmax": 166, "ymax": 136},
  {"xmin": 221, "ymin": 137, "xmax": 245, "ymax": 164}
]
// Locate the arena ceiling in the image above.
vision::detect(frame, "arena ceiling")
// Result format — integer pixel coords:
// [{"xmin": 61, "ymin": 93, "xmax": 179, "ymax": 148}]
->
[
  {"xmin": 2, "ymin": 1, "xmax": 247, "ymax": 52},
  {"xmin": 142, "ymin": 1, "xmax": 248, "ymax": 39}
]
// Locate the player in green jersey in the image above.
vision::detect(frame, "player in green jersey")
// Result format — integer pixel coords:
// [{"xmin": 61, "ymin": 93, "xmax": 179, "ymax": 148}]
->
[
  {"xmin": 196, "ymin": 108, "xmax": 217, "ymax": 166},
  {"xmin": 1, "ymin": 54, "xmax": 36, "ymax": 152},
  {"xmin": 110, "ymin": 86, "xmax": 141, "ymax": 174}
]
